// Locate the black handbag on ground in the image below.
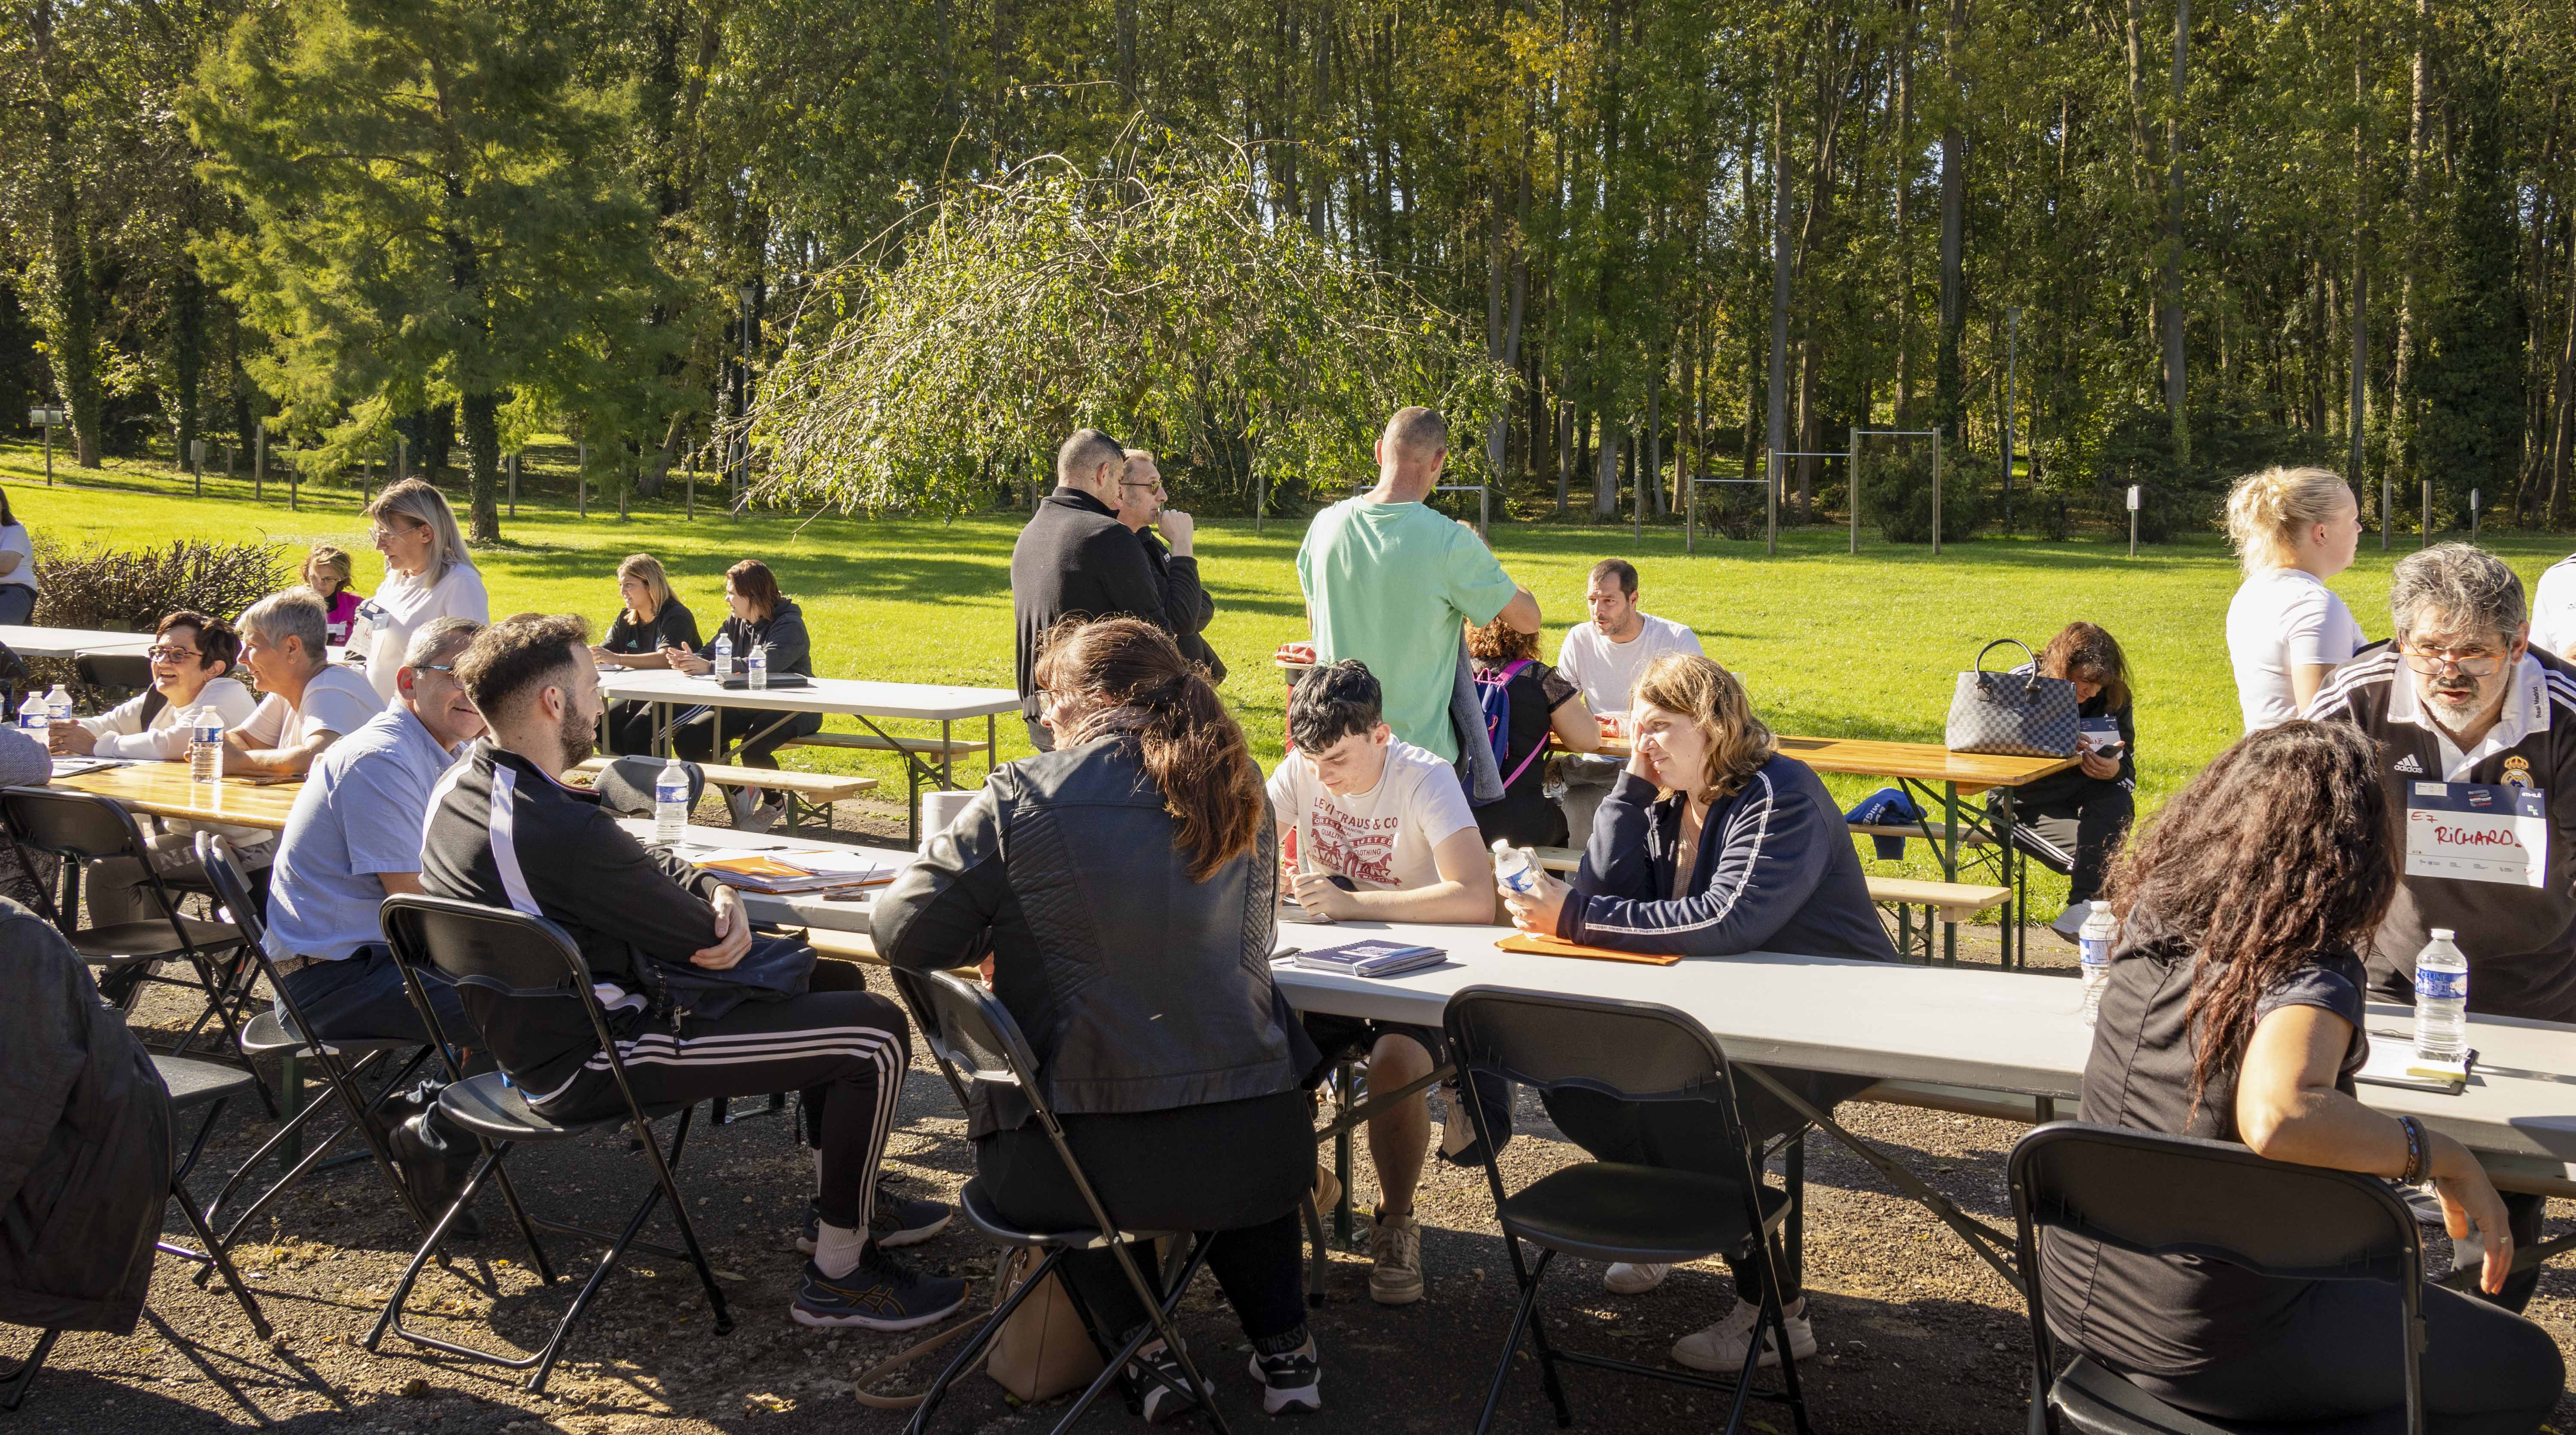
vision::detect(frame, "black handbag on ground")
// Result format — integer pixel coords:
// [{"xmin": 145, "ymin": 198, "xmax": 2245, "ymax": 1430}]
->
[{"xmin": 1944, "ymin": 639, "xmax": 2080, "ymax": 758}]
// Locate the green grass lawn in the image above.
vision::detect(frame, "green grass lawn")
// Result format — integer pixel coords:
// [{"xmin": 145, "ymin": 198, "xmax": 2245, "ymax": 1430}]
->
[{"xmin": 8, "ymin": 437, "xmax": 2567, "ymax": 906}]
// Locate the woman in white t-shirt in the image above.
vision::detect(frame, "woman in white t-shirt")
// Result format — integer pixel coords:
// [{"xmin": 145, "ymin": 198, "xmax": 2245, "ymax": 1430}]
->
[
  {"xmin": 2223, "ymin": 466, "xmax": 2365, "ymax": 731},
  {"xmin": 347, "ymin": 478, "xmax": 489, "ymax": 704},
  {"xmin": 0, "ymin": 485, "xmax": 38, "ymax": 626}
]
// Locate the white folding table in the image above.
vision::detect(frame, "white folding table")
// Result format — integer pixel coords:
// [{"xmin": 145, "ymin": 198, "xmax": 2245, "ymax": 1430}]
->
[
  {"xmin": 0, "ymin": 624, "xmax": 155, "ymax": 660},
  {"xmin": 595, "ymin": 668, "xmax": 1020, "ymax": 843}
]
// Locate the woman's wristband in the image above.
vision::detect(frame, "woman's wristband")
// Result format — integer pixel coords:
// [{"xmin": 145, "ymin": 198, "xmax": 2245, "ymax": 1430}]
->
[{"xmin": 2397, "ymin": 1114, "xmax": 2427, "ymax": 1184}]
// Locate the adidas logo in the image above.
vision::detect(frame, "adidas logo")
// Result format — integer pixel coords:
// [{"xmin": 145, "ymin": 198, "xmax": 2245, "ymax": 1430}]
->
[{"xmin": 2393, "ymin": 753, "xmax": 2425, "ymax": 774}]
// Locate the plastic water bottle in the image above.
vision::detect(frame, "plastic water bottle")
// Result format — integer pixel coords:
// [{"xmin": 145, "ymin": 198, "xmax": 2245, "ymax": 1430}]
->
[
  {"xmin": 45, "ymin": 684, "xmax": 71, "ymax": 729},
  {"xmin": 190, "ymin": 706, "xmax": 225, "ymax": 784},
  {"xmin": 1491, "ymin": 837, "xmax": 1537, "ymax": 895},
  {"xmin": 2078, "ymin": 906, "xmax": 2119, "ymax": 1028},
  {"xmin": 16, "ymin": 692, "xmax": 47, "ymax": 743},
  {"xmin": 2413, "ymin": 928, "xmax": 2469, "ymax": 1064},
  {"xmin": 711, "ymin": 631, "xmax": 734, "ymax": 681},
  {"xmin": 653, "ymin": 756, "xmax": 690, "ymax": 844},
  {"xmin": 747, "ymin": 642, "xmax": 768, "ymax": 691}
]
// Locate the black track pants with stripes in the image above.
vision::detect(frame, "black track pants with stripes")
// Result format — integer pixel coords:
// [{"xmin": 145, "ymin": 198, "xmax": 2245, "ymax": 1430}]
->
[{"xmin": 546, "ymin": 982, "xmax": 911, "ymax": 1231}]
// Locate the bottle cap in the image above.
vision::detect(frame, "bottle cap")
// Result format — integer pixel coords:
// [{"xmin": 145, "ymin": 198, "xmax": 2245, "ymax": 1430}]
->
[{"xmin": 2430, "ymin": 928, "xmax": 2456, "ymax": 941}]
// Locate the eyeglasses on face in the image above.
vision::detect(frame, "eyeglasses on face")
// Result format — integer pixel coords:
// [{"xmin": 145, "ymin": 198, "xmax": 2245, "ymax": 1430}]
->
[
  {"xmin": 2400, "ymin": 645, "xmax": 2508, "ymax": 678},
  {"xmin": 146, "ymin": 645, "xmax": 202, "ymax": 662}
]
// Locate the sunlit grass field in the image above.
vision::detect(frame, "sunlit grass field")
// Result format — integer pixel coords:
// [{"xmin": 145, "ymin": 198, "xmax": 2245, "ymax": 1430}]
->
[{"xmin": 9, "ymin": 437, "xmax": 2564, "ymax": 907}]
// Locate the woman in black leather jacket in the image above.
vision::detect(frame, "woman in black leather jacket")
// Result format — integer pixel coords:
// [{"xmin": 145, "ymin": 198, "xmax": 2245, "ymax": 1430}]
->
[{"xmin": 875, "ymin": 617, "xmax": 1324, "ymax": 1419}]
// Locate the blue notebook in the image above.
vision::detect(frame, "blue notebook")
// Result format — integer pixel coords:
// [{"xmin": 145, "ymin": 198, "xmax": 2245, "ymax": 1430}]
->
[{"xmin": 1293, "ymin": 941, "xmax": 1446, "ymax": 979}]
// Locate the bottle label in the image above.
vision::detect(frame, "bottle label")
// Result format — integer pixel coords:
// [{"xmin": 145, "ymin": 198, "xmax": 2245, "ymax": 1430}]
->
[{"xmin": 2415, "ymin": 966, "xmax": 2468, "ymax": 1002}]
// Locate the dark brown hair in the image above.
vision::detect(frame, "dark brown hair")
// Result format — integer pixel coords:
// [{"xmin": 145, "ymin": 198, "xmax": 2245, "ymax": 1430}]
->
[
  {"xmin": 2040, "ymin": 621, "xmax": 2132, "ymax": 713},
  {"xmin": 725, "ymin": 559, "xmax": 783, "ymax": 619},
  {"xmin": 2107, "ymin": 720, "xmax": 2396, "ymax": 1115},
  {"xmin": 157, "ymin": 610, "xmax": 241, "ymax": 676},
  {"xmin": 1588, "ymin": 558, "xmax": 1638, "ymax": 595},
  {"xmin": 1467, "ymin": 612, "xmax": 1540, "ymax": 664},
  {"xmin": 1287, "ymin": 659, "xmax": 1384, "ymax": 753},
  {"xmin": 1033, "ymin": 616, "xmax": 1265, "ymax": 882},
  {"xmin": 457, "ymin": 613, "xmax": 590, "ymax": 721}
]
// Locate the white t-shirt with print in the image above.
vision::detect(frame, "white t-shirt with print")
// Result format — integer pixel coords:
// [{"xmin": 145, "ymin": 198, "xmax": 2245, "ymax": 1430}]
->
[
  {"xmin": 349, "ymin": 561, "xmax": 489, "ymax": 703},
  {"xmin": 1555, "ymin": 612, "xmax": 1704, "ymax": 714},
  {"xmin": 2226, "ymin": 567, "xmax": 2365, "ymax": 732},
  {"xmin": 234, "ymin": 665, "xmax": 384, "ymax": 748},
  {"xmin": 1264, "ymin": 738, "xmax": 1478, "ymax": 892}
]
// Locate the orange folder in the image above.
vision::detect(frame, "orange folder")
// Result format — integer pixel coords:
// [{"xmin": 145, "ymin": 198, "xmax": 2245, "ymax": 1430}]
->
[{"xmin": 1495, "ymin": 933, "xmax": 1683, "ymax": 967}]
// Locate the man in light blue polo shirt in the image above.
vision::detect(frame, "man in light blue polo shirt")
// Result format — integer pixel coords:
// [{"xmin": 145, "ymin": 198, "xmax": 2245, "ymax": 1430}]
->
[
  {"xmin": 267, "ymin": 616, "xmax": 487, "ymax": 1035},
  {"xmin": 1297, "ymin": 406, "xmax": 1540, "ymax": 761}
]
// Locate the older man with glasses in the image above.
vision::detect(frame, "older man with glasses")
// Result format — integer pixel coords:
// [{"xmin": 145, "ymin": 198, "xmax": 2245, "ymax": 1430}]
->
[
  {"xmin": 1116, "ymin": 447, "xmax": 1225, "ymax": 682},
  {"xmin": 2309, "ymin": 542, "xmax": 2576, "ymax": 1312}
]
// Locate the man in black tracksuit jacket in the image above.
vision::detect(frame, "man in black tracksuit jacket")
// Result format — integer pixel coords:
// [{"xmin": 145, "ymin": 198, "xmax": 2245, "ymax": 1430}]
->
[
  {"xmin": 420, "ymin": 613, "xmax": 965, "ymax": 1331},
  {"xmin": 1011, "ymin": 429, "xmax": 1176, "ymax": 749}
]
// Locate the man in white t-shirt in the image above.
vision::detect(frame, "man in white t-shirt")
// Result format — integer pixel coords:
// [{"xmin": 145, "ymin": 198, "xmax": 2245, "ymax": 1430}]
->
[
  {"xmin": 1264, "ymin": 661, "xmax": 1492, "ymax": 1310},
  {"xmin": 225, "ymin": 588, "xmax": 385, "ymax": 779},
  {"xmin": 1554, "ymin": 558, "xmax": 1704, "ymax": 849},
  {"xmin": 2528, "ymin": 554, "xmax": 2576, "ymax": 661}
]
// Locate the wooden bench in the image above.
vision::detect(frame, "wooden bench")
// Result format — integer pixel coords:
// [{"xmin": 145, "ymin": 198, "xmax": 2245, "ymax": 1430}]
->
[{"xmin": 1847, "ymin": 822, "xmax": 1993, "ymax": 849}]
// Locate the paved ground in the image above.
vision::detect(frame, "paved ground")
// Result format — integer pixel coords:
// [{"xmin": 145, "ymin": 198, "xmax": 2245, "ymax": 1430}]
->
[{"xmin": 19, "ymin": 875, "xmax": 2576, "ymax": 1433}]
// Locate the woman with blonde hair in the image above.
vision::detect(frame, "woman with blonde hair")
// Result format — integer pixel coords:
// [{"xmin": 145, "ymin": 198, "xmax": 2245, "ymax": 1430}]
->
[
  {"xmin": 591, "ymin": 553, "xmax": 703, "ymax": 753},
  {"xmin": 1500, "ymin": 652, "xmax": 1892, "ymax": 1371},
  {"xmin": 2223, "ymin": 466, "xmax": 2364, "ymax": 731},
  {"xmin": 347, "ymin": 478, "xmax": 488, "ymax": 704}
]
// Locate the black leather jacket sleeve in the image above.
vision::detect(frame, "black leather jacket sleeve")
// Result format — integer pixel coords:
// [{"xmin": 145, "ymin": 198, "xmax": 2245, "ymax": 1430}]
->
[{"xmin": 875, "ymin": 786, "xmax": 1008, "ymax": 974}]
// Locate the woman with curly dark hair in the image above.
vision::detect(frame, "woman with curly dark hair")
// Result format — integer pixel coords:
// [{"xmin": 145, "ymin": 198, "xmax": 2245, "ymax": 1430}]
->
[
  {"xmin": 2045, "ymin": 719, "xmax": 2561, "ymax": 1430},
  {"xmin": 1993, "ymin": 620, "xmax": 2139, "ymax": 941},
  {"xmin": 875, "ymin": 616, "xmax": 1325, "ymax": 1420},
  {"xmin": 1466, "ymin": 609, "xmax": 1597, "ymax": 847}
]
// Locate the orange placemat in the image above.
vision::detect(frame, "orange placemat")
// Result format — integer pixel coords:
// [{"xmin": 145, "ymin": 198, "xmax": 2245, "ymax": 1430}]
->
[{"xmin": 1495, "ymin": 933, "xmax": 1682, "ymax": 967}]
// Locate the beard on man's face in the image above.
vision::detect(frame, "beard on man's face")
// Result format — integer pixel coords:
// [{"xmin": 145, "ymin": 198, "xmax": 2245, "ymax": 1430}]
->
[{"xmin": 556, "ymin": 705, "xmax": 597, "ymax": 771}]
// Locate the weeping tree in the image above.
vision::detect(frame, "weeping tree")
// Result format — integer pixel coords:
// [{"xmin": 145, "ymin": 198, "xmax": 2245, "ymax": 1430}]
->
[
  {"xmin": 747, "ymin": 140, "xmax": 1511, "ymax": 517},
  {"xmin": 185, "ymin": 0, "xmax": 668, "ymax": 542}
]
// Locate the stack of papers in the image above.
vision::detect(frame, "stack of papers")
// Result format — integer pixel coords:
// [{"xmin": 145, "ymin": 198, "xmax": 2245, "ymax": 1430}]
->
[
  {"xmin": 49, "ymin": 757, "xmax": 129, "ymax": 778},
  {"xmin": 1293, "ymin": 940, "xmax": 1446, "ymax": 979},
  {"xmin": 691, "ymin": 847, "xmax": 896, "ymax": 894}
]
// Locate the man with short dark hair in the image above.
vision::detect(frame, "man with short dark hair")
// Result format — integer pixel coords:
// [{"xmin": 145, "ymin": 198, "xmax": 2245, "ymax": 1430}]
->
[
  {"xmin": 2309, "ymin": 543, "xmax": 2576, "ymax": 1312},
  {"xmin": 1117, "ymin": 448, "xmax": 1225, "ymax": 682},
  {"xmin": 1297, "ymin": 407, "xmax": 1539, "ymax": 763},
  {"xmin": 1264, "ymin": 659, "xmax": 1492, "ymax": 1308},
  {"xmin": 421, "ymin": 615, "xmax": 965, "ymax": 1330},
  {"xmin": 1554, "ymin": 558, "xmax": 1704, "ymax": 849},
  {"xmin": 1010, "ymin": 428, "xmax": 1178, "ymax": 750}
]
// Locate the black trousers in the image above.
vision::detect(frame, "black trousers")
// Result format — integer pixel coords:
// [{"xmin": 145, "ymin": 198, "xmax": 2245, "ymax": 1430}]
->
[
  {"xmin": 2122, "ymin": 1278, "xmax": 2562, "ymax": 1434},
  {"xmin": 605, "ymin": 700, "xmax": 661, "ymax": 757},
  {"xmin": 1993, "ymin": 787, "xmax": 2133, "ymax": 904},
  {"xmin": 671, "ymin": 705, "xmax": 825, "ymax": 769},
  {"xmin": 544, "ymin": 964, "xmax": 905, "ymax": 1229},
  {"xmin": 976, "ymin": 1089, "xmax": 1312, "ymax": 1348},
  {"xmin": 1543, "ymin": 1068, "xmax": 1869, "ymax": 1302}
]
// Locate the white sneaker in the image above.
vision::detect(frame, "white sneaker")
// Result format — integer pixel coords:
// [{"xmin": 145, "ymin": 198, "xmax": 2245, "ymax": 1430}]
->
[
  {"xmin": 1246, "ymin": 1339, "xmax": 1322, "ymax": 1415},
  {"xmin": 1602, "ymin": 1262, "xmax": 1671, "ymax": 1295},
  {"xmin": 1366, "ymin": 1211, "xmax": 1423, "ymax": 1306},
  {"xmin": 2051, "ymin": 900, "xmax": 2093, "ymax": 944},
  {"xmin": 1672, "ymin": 1296, "xmax": 1815, "ymax": 1371}
]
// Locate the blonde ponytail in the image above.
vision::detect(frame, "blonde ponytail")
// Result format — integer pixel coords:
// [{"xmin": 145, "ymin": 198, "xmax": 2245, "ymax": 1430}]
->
[{"xmin": 2224, "ymin": 467, "xmax": 2353, "ymax": 576}]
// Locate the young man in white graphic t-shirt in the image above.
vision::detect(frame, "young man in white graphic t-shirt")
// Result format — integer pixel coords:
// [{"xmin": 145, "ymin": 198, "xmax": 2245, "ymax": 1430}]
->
[
  {"xmin": 1265, "ymin": 660, "xmax": 1492, "ymax": 1309},
  {"xmin": 1553, "ymin": 558, "xmax": 1704, "ymax": 848}
]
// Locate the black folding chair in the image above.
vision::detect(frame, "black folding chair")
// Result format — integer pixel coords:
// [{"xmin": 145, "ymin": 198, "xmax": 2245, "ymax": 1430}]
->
[
  {"xmin": 74, "ymin": 651, "xmax": 155, "ymax": 706},
  {"xmin": 2009, "ymin": 1120, "xmax": 2425, "ymax": 1435},
  {"xmin": 0, "ymin": 787, "xmax": 270, "ymax": 1110},
  {"xmin": 887, "ymin": 966, "xmax": 1233, "ymax": 1435},
  {"xmin": 590, "ymin": 755, "xmax": 705, "ymax": 818},
  {"xmin": 6, "ymin": 1053, "xmax": 276, "ymax": 1412},
  {"xmin": 367, "ymin": 893, "xmax": 732, "ymax": 1393},
  {"xmin": 187, "ymin": 834, "xmax": 434, "ymax": 1266},
  {"xmin": 1441, "ymin": 986, "xmax": 1810, "ymax": 1435}
]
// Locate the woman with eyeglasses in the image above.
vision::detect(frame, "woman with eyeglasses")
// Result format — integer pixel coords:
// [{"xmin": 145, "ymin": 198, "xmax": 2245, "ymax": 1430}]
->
[
  {"xmin": 50, "ymin": 611, "xmax": 255, "ymax": 758},
  {"xmin": 2224, "ymin": 466, "xmax": 2365, "ymax": 731},
  {"xmin": 0, "ymin": 485, "xmax": 38, "ymax": 626},
  {"xmin": 346, "ymin": 479, "xmax": 489, "ymax": 705}
]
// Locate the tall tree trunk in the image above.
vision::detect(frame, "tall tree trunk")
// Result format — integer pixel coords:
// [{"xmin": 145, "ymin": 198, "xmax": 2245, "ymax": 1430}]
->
[
  {"xmin": 1594, "ymin": 422, "xmax": 1620, "ymax": 516},
  {"xmin": 1935, "ymin": 0, "xmax": 1967, "ymax": 443},
  {"xmin": 1895, "ymin": 0, "xmax": 1917, "ymax": 425},
  {"xmin": 1555, "ymin": 399, "xmax": 1572, "ymax": 511},
  {"xmin": 2161, "ymin": 0, "xmax": 2191, "ymax": 462},
  {"xmin": 170, "ymin": 267, "xmax": 206, "ymax": 472},
  {"xmin": 2392, "ymin": 0, "xmax": 2431, "ymax": 494},
  {"xmin": 1115, "ymin": 0, "xmax": 1138, "ymax": 100},
  {"xmin": 2551, "ymin": 214, "xmax": 2576, "ymax": 526},
  {"xmin": 1768, "ymin": 82, "xmax": 1793, "ymax": 511},
  {"xmin": 462, "ymin": 391, "xmax": 501, "ymax": 542},
  {"xmin": 2350, "ymin": 41, "xmax": 2369, "ymax": 501},
  {"xmin": 31, "ymin": 0, "xmax": 102, "ymax": 468},
  {"xmin": 1646, "ymin": 346, "xmax": 1663, "ymax": 518}
]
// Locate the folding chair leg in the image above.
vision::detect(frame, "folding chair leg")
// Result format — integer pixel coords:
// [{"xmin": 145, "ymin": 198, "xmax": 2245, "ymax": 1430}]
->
[
  {"xmin": 1050, "ymin": 1235, "xmax": 1226, "ymax": 1435},
  {"xmin": 1476, "ymin": 1240, "xmax": 1563, "ymax": 1435},
  {"xmin": 170, "ymin": 1173, "xmax": 272, "ymax": 1340},
  {"xmin": 906, "ymin": 1248, "xmax": 1071, "ymax": 1435},
  {"xmin": 626, "ymin": 1105, "xmax": 733, "ymax": 1339},
  {"xmin": 1512, "ymin": 1245, "xmax": 1573, "ymax": 1427},
  {"xmin": 367, "ymin": 1147, "xmax": 503, "ymax": 1355},
  {"xmin": 484, "ymin": 1148, "xmax": 559, "ymax": 1283},
  {"xmin": 0, "ymin": 1329, "xmax": 61, "ymax": 1411}
]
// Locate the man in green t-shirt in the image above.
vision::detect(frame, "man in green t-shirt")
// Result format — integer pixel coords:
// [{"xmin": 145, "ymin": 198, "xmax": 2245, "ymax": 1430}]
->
[{"xmin": 1296, "ymin": 407, "xmax": 1540, "ymax": 762}]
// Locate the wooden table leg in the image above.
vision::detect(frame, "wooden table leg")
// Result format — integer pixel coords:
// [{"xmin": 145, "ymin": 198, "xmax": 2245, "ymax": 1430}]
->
[{"xmin": 1941, "ymin": 782, "xmax": 1960, "ymax": 965}]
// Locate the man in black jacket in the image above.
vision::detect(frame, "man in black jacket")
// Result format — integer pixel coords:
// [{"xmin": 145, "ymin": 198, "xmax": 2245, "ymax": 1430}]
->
[
  {"xmin": 420, "ymin": 614, "xmax": 965, "ymax": 1332},
  {"xmin": 1118, "ymin": 447, "xmax": 1227, "ymax": 684},
  {"xmin": 1011, "ymin": 428, "xmax": 1176, "ymax": 750}
]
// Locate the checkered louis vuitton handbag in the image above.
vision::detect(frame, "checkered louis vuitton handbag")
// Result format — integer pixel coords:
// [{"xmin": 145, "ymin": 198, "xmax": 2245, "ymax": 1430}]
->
[{"xmin": 1944, "ymin": 639, "xmax": 2081, "ymax": 757}]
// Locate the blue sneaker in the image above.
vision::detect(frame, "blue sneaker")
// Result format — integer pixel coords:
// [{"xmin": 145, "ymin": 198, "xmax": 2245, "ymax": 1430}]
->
[
  {"xmin": 790, "ymin": 1249, "xmax": 968, "ymax": 1331},
  {"xmin": 797, "ymin": 1189, "xmax": 952, "ymax": 1252}
]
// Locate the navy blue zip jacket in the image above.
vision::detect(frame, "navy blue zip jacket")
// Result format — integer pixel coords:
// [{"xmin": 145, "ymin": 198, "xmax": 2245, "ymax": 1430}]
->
[{"xmin": 1557, "ymin": 757, "xmax": 1896, "ymax": 962}]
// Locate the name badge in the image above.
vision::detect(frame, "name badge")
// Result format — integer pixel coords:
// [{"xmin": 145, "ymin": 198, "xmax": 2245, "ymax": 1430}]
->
[{"xmin": 2404, "ymin": 781, "xmax": 2548, "ymax": 888}]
